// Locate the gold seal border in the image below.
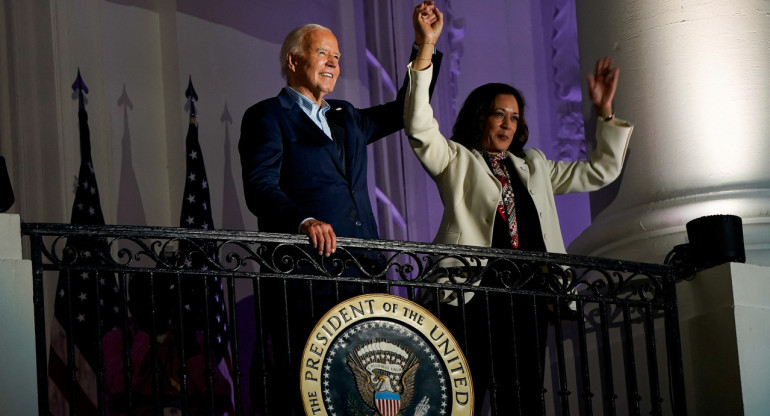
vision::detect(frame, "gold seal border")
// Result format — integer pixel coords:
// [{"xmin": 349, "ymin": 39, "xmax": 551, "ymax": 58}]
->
[{"xmin": 300, "ymin": 293, "xmax": 473, "ymax": 416}]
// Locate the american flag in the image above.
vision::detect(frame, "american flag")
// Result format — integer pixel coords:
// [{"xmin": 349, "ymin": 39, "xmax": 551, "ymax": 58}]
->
[
  {"xmin": 48, "ymin": 75, "xmax": 123, "ymax": 415},
  {"xmin": 179, "ymin": 114, "xmax": 231, "ymax": 355},
  {"xmin": 177, "ymin": 100, "xmax": 235, "ymax": 413}
]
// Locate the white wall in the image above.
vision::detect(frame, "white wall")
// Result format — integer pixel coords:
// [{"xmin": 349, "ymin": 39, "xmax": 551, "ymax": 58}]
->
[{"xmin": 0, "ymin": 214, "xmax": 37, "ymax": 414}]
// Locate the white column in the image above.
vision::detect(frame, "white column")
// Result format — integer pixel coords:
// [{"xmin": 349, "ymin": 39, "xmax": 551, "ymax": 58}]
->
[
  {"xmin": 570, "ymin": 0, "xmax": 770, "ymax": 266},
  {"xmin": 0, "ymin": 214, "xmax": 38, "ymax": 414},
  {"xmin": 677, "ymin": 263, "xmax": 770, "ymax": 413}
]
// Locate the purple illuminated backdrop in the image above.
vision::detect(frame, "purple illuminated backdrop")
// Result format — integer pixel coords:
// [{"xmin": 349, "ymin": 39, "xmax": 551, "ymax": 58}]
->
[{"xmin": 106, "ymin": 0, "xmax": 592, "ymax": 247}]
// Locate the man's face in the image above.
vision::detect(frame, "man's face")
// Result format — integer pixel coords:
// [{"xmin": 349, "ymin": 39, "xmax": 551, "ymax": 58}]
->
[{"xmin": 287, "ymin": 29, "xmax": 340, "ymax": 103}]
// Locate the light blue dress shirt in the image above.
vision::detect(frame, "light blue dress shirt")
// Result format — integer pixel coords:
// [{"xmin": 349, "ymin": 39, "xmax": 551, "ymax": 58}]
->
[{"xmin": 284, "ymin": 86, "xmax": 332, "ymax": 140}]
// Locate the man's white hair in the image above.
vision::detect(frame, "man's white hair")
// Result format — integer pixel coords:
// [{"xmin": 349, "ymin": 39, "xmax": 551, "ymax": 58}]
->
[{"xmin": 280, "ymin": 23, "xmax": 331, "ymax": 78}]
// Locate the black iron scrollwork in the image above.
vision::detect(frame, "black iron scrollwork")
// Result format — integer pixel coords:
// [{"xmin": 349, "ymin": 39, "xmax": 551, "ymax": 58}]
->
[{"xmin": 24, "ymin": 223, "xmax": 677, "ymax": 306}]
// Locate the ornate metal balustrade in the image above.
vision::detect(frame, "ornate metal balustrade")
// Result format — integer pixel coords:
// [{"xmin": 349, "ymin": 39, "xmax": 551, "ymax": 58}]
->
[{"xmin": 22, "ymin": 223, "xmax": 686, "ymax": 416}]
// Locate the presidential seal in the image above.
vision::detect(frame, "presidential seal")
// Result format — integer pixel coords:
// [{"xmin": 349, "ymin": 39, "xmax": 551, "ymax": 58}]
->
[{"xmin": 301, "ymin": 294, "xmax": 473, "ymax": 416}]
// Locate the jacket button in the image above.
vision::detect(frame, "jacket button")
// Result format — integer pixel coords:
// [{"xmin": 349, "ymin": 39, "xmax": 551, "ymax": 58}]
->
[
  {"xmin": 529, "ymin": 189, "xmax": 535, "ymax": 195},
  {"xmin": 355, "ymin": 221, "xmax": 362, "ymax": 226}
]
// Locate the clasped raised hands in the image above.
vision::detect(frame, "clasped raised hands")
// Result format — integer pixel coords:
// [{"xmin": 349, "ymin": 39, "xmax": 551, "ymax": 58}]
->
[
  {"xmin": 413, "ymin": 1, "xmax": 443, "ymax": 46},
  {"xmin": 411, "ymin": 1, "xmax": 443, "ymax": 71}
]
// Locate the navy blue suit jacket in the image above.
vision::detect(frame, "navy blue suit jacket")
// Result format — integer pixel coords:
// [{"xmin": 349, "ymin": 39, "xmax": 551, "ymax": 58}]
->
[{"xmin": 239, "ymin": 51, "xmax": 442, "ymax": 239}]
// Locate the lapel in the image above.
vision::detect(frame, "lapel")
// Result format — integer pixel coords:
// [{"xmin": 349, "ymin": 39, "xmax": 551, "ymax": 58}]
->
[
  {"xmin": 278, "ymin": 89, "xmax": 347, "ymax": 177},
  {"xmin": 508, "ymin": 153, "xmax": 531, "ymax": 188},
  {"xmin": 327, "ymin": 104, "xmax": 355, "ymax": 179},
  {"xmin": 471, "ymin": 149, "xmax": 503, "ymax": 195},
  {"xmin": 328, "ymin": 118, "xmax": 347, "ymax": 177}
]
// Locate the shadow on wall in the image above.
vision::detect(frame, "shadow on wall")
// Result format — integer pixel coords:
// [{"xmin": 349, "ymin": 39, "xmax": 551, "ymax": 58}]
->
[
  {"xmin": 116, "ymin": 84, "xmax": 148, "ymax": 226},
  {"xmin": 220, "ymin": 102, "xmax": 245, "ymax": 231}
]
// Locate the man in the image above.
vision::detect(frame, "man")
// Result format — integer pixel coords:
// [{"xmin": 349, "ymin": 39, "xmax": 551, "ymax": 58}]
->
[
  {"xmin": 239, "ymin": 16, "xmax": 441, "ymax": 257},
  {"xmin": 238, "ymin": 3, "xmax": 442, "ymax": 414}
]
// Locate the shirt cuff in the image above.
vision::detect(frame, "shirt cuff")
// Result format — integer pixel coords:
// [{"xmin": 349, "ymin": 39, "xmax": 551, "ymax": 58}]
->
[{"xmin": 299, "ymin": 217, "xmax": 314, "ymax": 233}]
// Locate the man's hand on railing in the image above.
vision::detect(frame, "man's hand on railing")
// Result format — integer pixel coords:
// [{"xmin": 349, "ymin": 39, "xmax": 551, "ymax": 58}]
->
[{"xmin": 300, "ymin": 218, "xmax": 337, "ymax": 257}]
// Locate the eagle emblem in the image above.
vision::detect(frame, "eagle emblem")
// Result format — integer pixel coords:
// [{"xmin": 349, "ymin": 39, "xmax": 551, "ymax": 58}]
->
[{"xmin": 346, "ymin": 339, "xmax": 419, "ymax": 416}]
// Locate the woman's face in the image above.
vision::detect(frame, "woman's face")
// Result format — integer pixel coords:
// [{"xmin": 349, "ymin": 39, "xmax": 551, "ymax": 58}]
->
[{"xmin": 480, "ymin": 94, "xmax": 519, "ymax": 153}]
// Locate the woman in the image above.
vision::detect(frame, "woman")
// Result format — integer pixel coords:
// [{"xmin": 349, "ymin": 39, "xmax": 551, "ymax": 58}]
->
[{"xmin": 408, "ymin": 7, "xmax": 633, "ymax": 415}]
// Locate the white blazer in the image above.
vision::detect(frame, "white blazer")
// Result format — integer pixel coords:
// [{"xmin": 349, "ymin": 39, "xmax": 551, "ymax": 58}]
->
[{"xmin": 404, "ymin": 64, "xmax": 634, "ymax": 254}]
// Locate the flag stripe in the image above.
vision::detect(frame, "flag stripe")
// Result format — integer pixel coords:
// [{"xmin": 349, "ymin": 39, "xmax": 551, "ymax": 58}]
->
[
  {"xmin": 48, "ymin": 342, "xmax": 99, "ymax": 416},
  {"xmin": 376, "ymin": 398, "xmax": 400, "ymax": 416}
]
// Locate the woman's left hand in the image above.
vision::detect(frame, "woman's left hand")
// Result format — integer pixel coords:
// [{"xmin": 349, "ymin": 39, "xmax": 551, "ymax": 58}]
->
[{"xmin": 587, "ymin": 56, "xmax": 619, "ymax": 118}]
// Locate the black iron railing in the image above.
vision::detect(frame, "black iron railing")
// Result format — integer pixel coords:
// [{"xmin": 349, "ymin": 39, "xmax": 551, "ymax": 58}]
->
[{"xmin": 22, "ymin": 223, "xmax": 686, "ymax": 415}]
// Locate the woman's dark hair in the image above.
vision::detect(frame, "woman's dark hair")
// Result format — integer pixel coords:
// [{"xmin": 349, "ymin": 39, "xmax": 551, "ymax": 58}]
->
[{"xmin": 450, "ymin": 83, "xmax": 529, "ymax": 155}]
